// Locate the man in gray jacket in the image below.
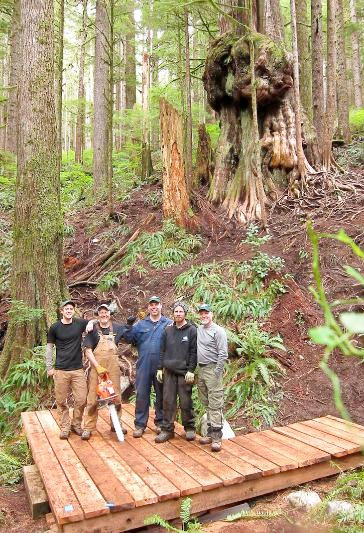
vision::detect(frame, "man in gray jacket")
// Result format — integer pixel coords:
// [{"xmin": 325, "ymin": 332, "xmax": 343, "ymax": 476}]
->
[{"xmin": 197, "ymin": 304, "xmax": 228, "ymax": 452}]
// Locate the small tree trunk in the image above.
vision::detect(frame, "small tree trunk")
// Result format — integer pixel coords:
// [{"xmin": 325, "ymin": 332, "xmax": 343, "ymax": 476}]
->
[
  {"xmin": 264, "ymin": 0, "xmax": 283, "ymax": 40},
  {"xmin": 75, "ymin": 0, "xmax": 88, "ymax": 164},
  {"xmin": 295, "ymin": 0, "xmax": 312, "ymax": 122},
  {"xmin": 125, "ymin": 2, "xmax": 136, "ymax": 109},
  {"xmin": 322, "ymin": 0, "xmax": 337, "ymax": 170},
  {"xmin": 0, "ymin": 0, "xmax": 64, "ymax": 376},
  {"xmin": 184, "ymin": 7, "xmax": 193, "ymax": 189},
  {"xmin": 195, "ymin": 123, "xmax": 213, "ymax": 186},
  {"xmin": 336, "ymin": 0, "xmax": 351, "ymax": 143},
  {"xmin": 141, "ymin": 48, "xmax": 153, "ymax": 179},
  {"xmin": 311, "ymin": 0, "xmax": 324, "ymax": 149},
  {"xmin": 350, "ymin": 0, "xmax": 362, "ymax": 108},
  {"xmin": 160, "ymin": 99, "xmax": 193, "ymax": 229}
]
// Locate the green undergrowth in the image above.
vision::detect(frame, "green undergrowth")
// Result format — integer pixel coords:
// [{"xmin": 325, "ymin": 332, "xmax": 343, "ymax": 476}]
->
[
  {"xmin": 0, "ymin": 439, "xmax": 30, "ymax": 485},
  {"xmin": 0, "ymin": 218, "xmax": 12, "ymax": 295},
  {"xmin": 349, "ymin": 107, "xmax": 364, "ymax": 135},
  {"xmin": 97, "ymin": 220, "xmax": 202, "ymax": 291},
  {"xmin": 175, "ymin": 252, "xmax": 287, "ymax": 428}
]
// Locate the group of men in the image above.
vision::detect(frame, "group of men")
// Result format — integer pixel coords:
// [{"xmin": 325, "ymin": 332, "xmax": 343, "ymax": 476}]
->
[{"xmin": 46, "ymin": 295, "xmax": 228, "ymax": 452}]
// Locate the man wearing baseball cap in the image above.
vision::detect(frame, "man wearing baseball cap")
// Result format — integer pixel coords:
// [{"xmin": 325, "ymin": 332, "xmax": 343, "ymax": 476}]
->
[
  {"xmin": 197, "ymin": 303, "xmax": 228, "ymax": 452},
  {"xmin": 81, "ymin": 303, "xmax": 128, "ymax": 440},
  {"xmin": 123, "ymin": 296, "xmax": 172, "ymax": 437},
  {"xmin": 46, "ymin": 300, "xmax": 93, "ymax": 439}
]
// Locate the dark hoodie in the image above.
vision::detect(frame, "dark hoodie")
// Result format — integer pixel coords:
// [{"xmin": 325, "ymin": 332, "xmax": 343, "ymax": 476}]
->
[{"xmin": 158, "ymin": 321, "xmax": 197, "ymax": 375}]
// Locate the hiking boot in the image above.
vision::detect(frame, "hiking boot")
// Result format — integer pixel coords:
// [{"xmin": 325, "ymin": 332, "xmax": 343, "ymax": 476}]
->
[
  {"xmin": 70, "ymin": 425, "xmax": 83, "ymax": 436},
  {"xmin": 110, "ymin": 421, "xmax": 128, "ymax": 435},
  {"xmin": 133, "ymin": 427, "xmax": 145, "ymax": 438},
  {"xmin": 155, "ymin": 431, "xmax": 174, "ymax": 443},
  {"xmin": 154, "ymin": 425, "xmax": 162, "ymax": 434},
  {"xmin": 81, "ymin": 430, "xmax": 91, "ymax": 440},
  {"xmin": 199, "ymin": 435, "xmax": 212, "ymax": 445},
  {"xmin": 211, "ymin": 440, "xmax": 222, "ymax": 452},
  {"xmin": 185, "ymin": 430, "xmax": 196, "ymax": 441},
  {"xmin": 59, "ymin": 430, "xmax": 70, "ymax": 440}
]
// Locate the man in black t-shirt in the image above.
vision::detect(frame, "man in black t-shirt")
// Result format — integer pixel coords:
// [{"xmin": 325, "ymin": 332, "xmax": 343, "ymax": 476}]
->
[{"xmin": 46, "ymin": 300, "xmax": 91, "ymax": 439}]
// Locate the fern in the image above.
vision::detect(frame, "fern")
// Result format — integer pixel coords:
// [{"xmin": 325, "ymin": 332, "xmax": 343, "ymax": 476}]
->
[{"xmin": 225, "ymin": 509, "xmax": 283, "ymax": 522}]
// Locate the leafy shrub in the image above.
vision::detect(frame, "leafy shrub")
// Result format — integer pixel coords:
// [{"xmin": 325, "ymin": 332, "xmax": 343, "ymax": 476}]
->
[
  {"xmin": 144, "ymin": 190, "xmax": 162, "ymax": 208},
  {"xmin": 97, "ymin": 272, "xmax": 120, "ymax": 292},
  {"xmin": 0, "ymin": 175, "xmax": 15, "ymax": 210},
  {"xmin": 349, "ymin": 107, "xmax": 364, "ymax": 135},
  {"xmin": 0, "ymin": 439, "xmax": 31, "ymax": 485},
  {"xmin": 242, "ymin": 224, "xmax": 271, "ymax": 246},
  {"xmin": 60, "ymin": 165, "xmax": 93, "ymax": 210}
]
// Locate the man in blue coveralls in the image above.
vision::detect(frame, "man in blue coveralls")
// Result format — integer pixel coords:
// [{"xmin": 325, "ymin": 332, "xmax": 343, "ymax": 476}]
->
[{"xmin": 124, "ymin": 296, "xmax": 172, "ymax": 437}]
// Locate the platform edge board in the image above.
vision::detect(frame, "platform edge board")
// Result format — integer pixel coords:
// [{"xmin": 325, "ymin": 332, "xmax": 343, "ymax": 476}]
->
[
  {"xmin": 36, "ymin": 410, "xmax": 110, "ymax": 520},
  {"xmin": 48, "ymin": 412, "xmax": 135, "ymax": 512},
  {"xmin": 272, "ymin": 426, "xmax": 348, "ymax": 458},
  {"xmin": 21, "ymin": 411, "xmax": 84, "ymax": 524},
  {"xmin": 61, "ymin": 452, "xmax": 364, "ymax": 533},
  {"xmin": 96, "ymin": 416, "xmax": 181, "ymax": 502},
  {"xmin": 23, "ymin": 464, "xmax": 50, "ymax": 519},
  {"xmin": 107, "ymin": 410, "xmax": 203, "ymax": 497}
]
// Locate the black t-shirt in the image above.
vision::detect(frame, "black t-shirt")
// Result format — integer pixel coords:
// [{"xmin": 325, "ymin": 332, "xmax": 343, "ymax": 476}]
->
[
  {"xmin": 47, "ymin": 318, "xmax": 88, "ymax": 370},
  {"xmin": 83, "ymin": 322, "xmax": 126, "ymax": 351}
]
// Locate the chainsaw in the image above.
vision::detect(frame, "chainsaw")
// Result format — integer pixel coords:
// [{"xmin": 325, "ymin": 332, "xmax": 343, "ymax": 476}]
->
[{"xmin": 96, "ymin": 372, "xmax": 124, "ymax": 442}]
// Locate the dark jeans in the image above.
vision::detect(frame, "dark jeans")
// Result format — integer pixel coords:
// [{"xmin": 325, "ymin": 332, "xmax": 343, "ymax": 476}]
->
[
  {"xmin": 135, "ymin": 371, "xmax": 163, "ymax": 429},
  {"xmin": 161, "ymin": 369, "xmax": 195, "ymax": 433}
]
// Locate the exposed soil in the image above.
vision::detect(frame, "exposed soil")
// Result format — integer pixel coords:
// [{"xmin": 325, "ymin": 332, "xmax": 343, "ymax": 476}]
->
[{"xmin": 0, "ymin": 168, "xmax": 363, "ymax": 532}]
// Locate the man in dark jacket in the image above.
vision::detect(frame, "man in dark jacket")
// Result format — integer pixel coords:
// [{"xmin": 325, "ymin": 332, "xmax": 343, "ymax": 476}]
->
[
  {"xmin": 155, "ymin": 302, "xmax": 197, "ymax": 443},
  {"xmin": 123, "ymin": 296, "xmax": 172, "ymax": 437}
]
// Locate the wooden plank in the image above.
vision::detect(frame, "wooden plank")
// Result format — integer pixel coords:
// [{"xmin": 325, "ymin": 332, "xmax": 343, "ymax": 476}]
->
[
  {"xmin": 244, "ymin": 432, "xmax": 313, "ymax": 466},
  {"xmin": 314, "ymin": 416, "xmax": 364, "ymax": 439},
  {"xmin": 301, "ymin": 419, "xmax": 364, "ymax": 446},
  {"xmin": 273, "ymin": 425, "xmax": 348, "ymax": 458},
  {"xmin": 36, "ymin": 410, "xmax": 109, "ymax": 520},
  {"xmin": 289, "ymin": 421, "xmax": 362, "ymax": 452},
  {"xmin": 21, "ymin": 412, "xmax": 83, "ymax": 525},
  {"xmin": 114, "ymin": 410, "xmax": 202, "ymax": 497},
  {"xmin": 23, "ymin": 464, "xmax": 50, "ymax": 519},
  {"xmin": 49, "ymin": 412, "xmax": 135, "ymax": 512},
  {"xmin": 327, "ymin": 415, "xmax": 364, "ymax": 431},
  {"xmin": 260, "ymin": 429, "xmax": 331, "ymax": 463},
  {"xmin": 96, "ymin": 415, "xmax": 180, "ymax": 502},
  {"xmin": 232, "ymin": 435, "xmax": 297, "ymax": 470},
  {"xmin": 62, "ymin": 453, "xmax": 364, "ymax": 533},
  {"xmin": 222, "ymin": 440, "xmax": 281, "ymax": 476}
]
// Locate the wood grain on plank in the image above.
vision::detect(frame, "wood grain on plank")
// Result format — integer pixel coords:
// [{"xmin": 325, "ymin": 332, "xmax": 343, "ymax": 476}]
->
[
  {"xmin": 260, "ymin": 430, "xmax": 330, "ymax": 463},
  {"xmin": 96, "ymin": 414, "xmax": 180, "ymax": 501},
  {"xmin": 326, "ymin": 415, "xmax": 364, "ymax": 431},
  {"xmin": 244, "ymin": 432, "xmax": 312, "ymax": 466},
  {"xmin": 289, "ymin": 422, "xmax": 361, "ymax": 453},
  {"xmin": 273, "ymin": 425, "xmax": 348, "ymax": 458},
  {"xmin": 222, "ymin": 440, "xmax": 281, "ymax": 476},
  {"xmin": 314, "ymin": 417, "xmax": 364, "ymax": 439},
  {"xmin": 21, "ymin": 411, "xmax": 83, "ymax": 524},
  {"xmin": 301, "ymin": 419, "xmax": 364, "ymax": 446}
]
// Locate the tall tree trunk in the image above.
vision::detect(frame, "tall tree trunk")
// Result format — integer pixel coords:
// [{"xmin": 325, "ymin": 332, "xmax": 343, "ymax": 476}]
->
[
  {"xmin": 160, "ymin": 99, "xmax": 194, "ymax": 229},
  {"xmin": 125, "ymin": 2, "xmax": 136, "ymax": 110},
  {"xmin": 0, "ymin": 0, "xmax": 64, "ymax": 376},
  {"xmin": 322, "ymin": 0, "xmax": 337, "ymax": 170},
  {"xmin": 350, "ymin": 0, "xmax": 362, "ymax": 108},
  {"xmin": 263, "ymin": 0, "xmax": 283, "ymax": 40},
  {"xmin": 311, "ymin": 0, "xmax": 324, "ymax": 148},
  {"xmin": 93, "ymin": 0, "xmax": 112, "ymax": 199},
  {"xmin": 184, "ymin": 7, "xmax": 193, "ymax": 189},
  {"xmin": 141, "ymin": 48, "xmax": 153, "ymax": 179},
  {"xmin": 5, "ymin": 0, "xmax": 20, "ymax": 154},
  {"xmin": 75, "ymin": 0, "xmax": 88, "ymax": 164},
  {"xmin": 295, "ymin": 0, "xmax": 312, "ymax": 122},
  {"xmin": 54, "ymin": 0, "xmax": 64, "ymax": 159},
  {"xmin": 336, "ymin": 0, "xmax": 351, "ymax": 143}
]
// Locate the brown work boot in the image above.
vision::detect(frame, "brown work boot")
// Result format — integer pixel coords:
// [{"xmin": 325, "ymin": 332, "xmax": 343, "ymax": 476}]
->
[
  {"xmin": 199, "ymin": 435, "xmax": 212, "ymax": 445},
  {"xmin": 133, "ymin": 427, "xmax": 145, "ymax": 438},
  {"xmin": 211, "ymin": 440, "xmax": 222, "ymax": 452},
  {"xmin": 155, "ymin": 431, "xmax": 174, "ymax": 443},
  {"xmin": 59, "ymin": 430, "xmax": 70, "ymax": 440},
  {"xmin": 154, "ymin": 425, "xmax": 162, "ymax": 434},
  {"xmin": 70, "ymin": 425, "xmax": 83, "ymax": 436},
  {"xmin": 211, "ymin": 429, "xmax": 222, "ymax": 452},
  {"xmin": 185, "ymin": 430, "xmax": 196, "ymax": 441},
  {"xmin": 81, "ymin": 430, "xmax": 91, "ymax": 440}
]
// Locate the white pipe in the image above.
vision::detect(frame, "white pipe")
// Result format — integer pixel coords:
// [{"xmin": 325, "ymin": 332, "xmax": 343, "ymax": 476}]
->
[{"xmin": 109, "ymin": 404, "xmax": 124, "ymax": 442}]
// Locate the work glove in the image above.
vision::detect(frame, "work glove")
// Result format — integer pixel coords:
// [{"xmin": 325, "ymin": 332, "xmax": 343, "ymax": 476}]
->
[
  {"xmin": 96, "ymin": 365, "xmax": 108, "ymax": 375},
  {"xmin": 127, "ymin": 316, "xmax": 137, "ymax": 326},
  {"xmin": 156, "ymin": 369, "xmax": 163, "ymax": 383},
  {"xmin": 184, "ymin": 371, "xmax": 195, "ymax": 384},
  {"xmin": 85, "ymin": 320, "xmax": 94, "ymax": 333}
]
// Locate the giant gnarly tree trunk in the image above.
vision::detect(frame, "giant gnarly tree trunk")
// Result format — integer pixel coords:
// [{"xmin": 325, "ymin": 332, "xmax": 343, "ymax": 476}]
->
[
  {"xmin": 350, "ymin": 0, "xmax": 362, "ymax": 108},
  {"xmin": 75, "ymin": 0, "xmax": 88, "ymax": 164},
  {"xmin": 0, "ymin": 0, "xmax": 64, "ymax": 377},
  {"xmin": 160, "ymin": 99, "xmax": 194, "ymax": 229},
  {"xmin": 203, "ymin": 30, "xmax": 308, "ymax": 222},
  {"xmin": 336, "ymin": 0, "xmax": 351, "ymax": 143},
  {"xmin": 93, "ymin": 0, "xmax": 112, "ymax": 200},
  {"xmin": 5, "ymin": 0, "xmax": 20, "ymax": 154}
]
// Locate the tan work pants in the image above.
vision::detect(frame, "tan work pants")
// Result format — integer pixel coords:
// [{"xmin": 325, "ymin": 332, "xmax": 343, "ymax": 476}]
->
[
  {"xmin": 197, "ymin": 362, "xmax": 224, "ymax": 430},
  {"xmin": 83, "ymin": 333, "xmax": 122, "ymax": 431},
  {"xmin": 53, "ymin": 368, "xmax": 87, "ymax": 432}
]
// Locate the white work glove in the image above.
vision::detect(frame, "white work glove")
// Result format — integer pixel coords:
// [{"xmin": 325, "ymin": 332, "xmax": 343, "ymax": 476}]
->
[
  {"xmin": 156, "ymin": 369, "xmax": 163, "ymax": 383},
  {"xmin": 184, "ymin": 371, "xmax": 195, "ymax": 384},
  {"xmin": 86, "ymin": 320, "xmax": 94, "ymax": 333}
]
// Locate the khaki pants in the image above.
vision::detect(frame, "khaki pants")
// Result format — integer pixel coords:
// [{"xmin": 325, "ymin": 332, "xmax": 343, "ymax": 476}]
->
[
  {"xmin": 54, "ymin": 368, "xmax": 87, "ymax": 432},
  {"xmin": 83, "ymin": 333, "xmax": 122, "ymax": 431},
  {"xmin": 197, "ymin": 363, "xmax": 224, "ymax": 431}
]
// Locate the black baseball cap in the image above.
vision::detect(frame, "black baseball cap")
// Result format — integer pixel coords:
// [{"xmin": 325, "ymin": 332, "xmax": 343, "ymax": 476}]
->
[
  {"xmin": 198, "ymin": 304, "xmax": 212, "ymax": 312},
  {"xmin": 148, "ymin": 296, "xmax": 161, "ymax": 303},
  {"xmin": 60, "ymin": 299, "xmax": 76, "ymax": 308}
]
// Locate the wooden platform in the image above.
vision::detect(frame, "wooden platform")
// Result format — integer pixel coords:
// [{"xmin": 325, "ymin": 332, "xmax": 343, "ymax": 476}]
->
[{"xmin": 21, "ymin": 407, "xmax": 364, "ymax": 533}]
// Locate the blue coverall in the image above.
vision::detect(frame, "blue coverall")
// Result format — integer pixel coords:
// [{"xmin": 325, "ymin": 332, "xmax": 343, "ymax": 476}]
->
[{"xmin": 124, "ymin": 315, "xmax": 172, "ymax": 429}]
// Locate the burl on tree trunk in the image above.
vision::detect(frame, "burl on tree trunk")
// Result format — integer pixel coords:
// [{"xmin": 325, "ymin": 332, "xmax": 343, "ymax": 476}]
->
[
  {"xmin": 160, "ymin": 98, "xmax": 195, "ymax": 229},
  {"xmin": 203, "ymin": 30, "xmax": 307, "ymax": 223}
]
